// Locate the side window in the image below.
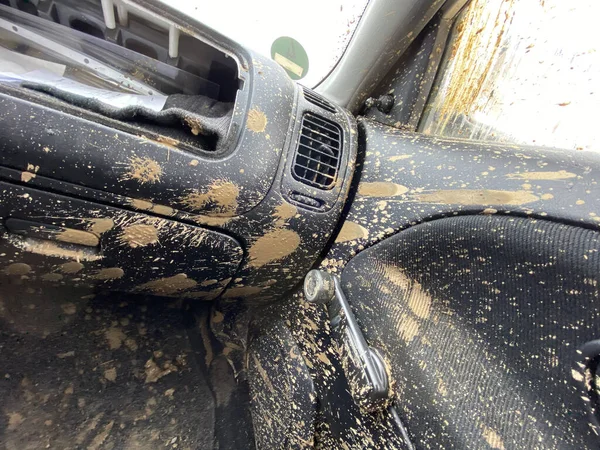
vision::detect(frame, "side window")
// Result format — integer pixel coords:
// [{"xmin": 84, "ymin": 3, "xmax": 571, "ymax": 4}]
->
[{"xmin": 419, "ymin": 0, "xmax": 599, "ymax": 151}]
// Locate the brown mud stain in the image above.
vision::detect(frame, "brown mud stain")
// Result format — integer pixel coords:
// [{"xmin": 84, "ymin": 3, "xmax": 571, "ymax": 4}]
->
[
  {"xmin": 192, "ymin": 215, "xmax": 233, "ymax": 227},
  {"xmin": 383, "ymin": 265, "xmax": 431, "ymax": 319},
  {"xmin": 181, "ymin": 290, "xmax": 220, "ymax": 300},
  {"xmin": 358, "ymin": 182, "xmax": 409, "ymax": 197},
  {"xmin": 222, "ymin": 286, "xmax": 264, "ymax": 298},
  {"xmin": 60, "ymin": 261, "xmax": 84, "ymax": 274},
  {"xmin": 246, "ymin": 109, "xmax": 268, "ymax": 133},
  {"xmin": 88, "ymin": 420, "xmax": 114, "ymax": 450},
  {"xmin": 4, "ymin": 263, "xmax": 32, "ymax": 275},
  {"xmin": 388, "ymin": 154, "xmax": 413, "ymax": 162},
  {"xmin": 56, "ymin": 229, "xmax": 99, "ymax": 247},
  {"xmin": 61, "ymin": 303, "xmax": 77, "ymax": 315},
  {"xmin": 105, "ymin": 327, "xmax": 126, "ymax": 350},
  {"xmin": 481, "ymin": 426, "xmax": 506, "ymax": 450},
  {"xmin": 151, "ymin": 204, "xmax": 175, "ymax": 216},
  {"xmin": 21, "ymin": 171, "xmax": 36, "ymax": 182},
  {"xmin": 185, "ymin": 116, "xmax": 204, "ymax": 136},
  {"xmin": 180, "ymin": 180, "xmax": 240, "ymax": 216},
  {"xmin": 335, "ymin": 221, "xmax": 369, "ymax": 243},
  {"xmin": 137, "ymin": 274, "xmax": 197, "ymax": 295},
  {"xmin": 122, "ymin": 156, "xmax": 162, "ymax": 184},
  {"xmin": 87, "ymin": 218, "xmax": 114, "ymax": 236},
  {"xmin": 399, "ymin": 314, "xmax": 420, "ymax": 343},
  {"xmin": 13, "ymin": 239, "xmax": 103, "ymax": 261},
  {"xmin": 104, "ymin": 367, "xmax": 117, "ymax": 382},
  {"xmin": 418, "ymin": 189, "xmax": 539, "ymax": 206},
  {"xmin": 93, "ymin": 268, "xmax": 124, "ymax": 280},
  {"xmin": 144, "ymin": 358, "xmax": 177, "ymax": 383},
  {"xmin": 119, "ymin": 224, "xmax": 159, "ymax": 248},
  {"xmin": 7, "ymin": 412, "xmax": 24, "ymax": 431},
  {"xmin": 41, "ymin": 273, "xmax": 63, "ymax": 282},
  {"xmin": 248, "ymin": 229, "xmax": 301, "ymax": 268},
  {"xmin": 155, "ymin": 135, "xmax": 179, "ymax": 147},
  {"xmin": 507, "ymin": 170, "xmax": 576, "ymax": 180},
  {"xmin": 273, "ymin": 201, "xmax": 297, "ymax": 226},
  {"xmin": 251, "ymin": 353, "xmax": 275, "ymax": 393},
  {"xmin": 130, "ymin": 199, "xmax": 154, "ymax": 211}
]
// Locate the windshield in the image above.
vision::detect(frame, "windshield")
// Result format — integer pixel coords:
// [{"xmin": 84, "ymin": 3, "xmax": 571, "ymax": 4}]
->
[{"xmin": 165, "ymin": 0, "xmax": 370, "ymax": 87}]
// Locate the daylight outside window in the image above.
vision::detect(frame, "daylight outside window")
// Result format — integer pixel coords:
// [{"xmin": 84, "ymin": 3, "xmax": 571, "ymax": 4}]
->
[{"xmin": 166, "ymin": 0, "xmax": 370, "ymax": 88}]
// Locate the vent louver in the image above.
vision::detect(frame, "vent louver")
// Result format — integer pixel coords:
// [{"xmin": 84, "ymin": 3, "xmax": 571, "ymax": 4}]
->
[
  {"xmin": 293, "ymin": 113, "xmax": 342, "ymax": 190},
  {"xmin": 302, "ymin": 87, "xmax": 337, "ymax": 113}
]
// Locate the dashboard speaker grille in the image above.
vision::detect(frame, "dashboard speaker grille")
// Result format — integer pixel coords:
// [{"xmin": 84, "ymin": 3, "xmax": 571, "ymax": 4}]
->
[
  {"xmin": 302, "ymin": 87, "xmax": 337, "ymax": 113},
  {"xmin": 293, "ymin": 113, "xmax": 342, "ymax": 190}
]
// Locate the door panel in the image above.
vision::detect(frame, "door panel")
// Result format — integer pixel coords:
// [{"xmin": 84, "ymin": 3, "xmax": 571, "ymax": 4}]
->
[
  {"xmin": 309, "ymin": 118, "xmax": 600, "ymax": 448},
  {"xmin": 342, "ymin": 215, "xmax": 600, "ymax": 448}
]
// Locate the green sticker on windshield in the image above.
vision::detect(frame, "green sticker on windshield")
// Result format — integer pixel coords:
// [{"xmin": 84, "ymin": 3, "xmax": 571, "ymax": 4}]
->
[{"xmin": 270, "ymin": 37, "xmax": 309, "ymax": 81}]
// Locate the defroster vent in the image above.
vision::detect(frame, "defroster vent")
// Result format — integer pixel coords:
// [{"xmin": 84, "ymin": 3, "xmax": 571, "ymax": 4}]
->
[
  {"xmin": 293, "ymin": 113, "xmax": 342, "ymax": 190},
  {"xmin": 302, "ymin": 87, "xmax": 337, "ymax": 113}
]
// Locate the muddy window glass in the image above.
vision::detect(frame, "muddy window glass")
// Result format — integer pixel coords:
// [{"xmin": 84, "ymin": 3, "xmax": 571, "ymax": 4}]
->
[{"xmin": 419, "ymin": 0, "xmax": 600, "ymax": 151}]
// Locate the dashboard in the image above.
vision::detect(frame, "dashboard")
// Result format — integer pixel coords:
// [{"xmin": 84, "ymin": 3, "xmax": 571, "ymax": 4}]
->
[{"xmin": 0, "ymin": 0, "xmax": 357, "ymax": 302}]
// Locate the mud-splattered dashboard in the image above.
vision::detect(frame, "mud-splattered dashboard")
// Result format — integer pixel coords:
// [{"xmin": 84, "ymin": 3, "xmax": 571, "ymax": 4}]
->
[{"xmin": 0, "ymin": 1, "xmax": 357, "ymax": 302}]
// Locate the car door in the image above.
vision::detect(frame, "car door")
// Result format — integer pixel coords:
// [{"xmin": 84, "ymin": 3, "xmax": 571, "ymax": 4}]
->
[
  {"xmin": 244, "ymin": 0, "xmax": 600, "ymax": 448},
  {"xmin": 330, "ymin": 0, "xmax": 600, "ymax": 448}
]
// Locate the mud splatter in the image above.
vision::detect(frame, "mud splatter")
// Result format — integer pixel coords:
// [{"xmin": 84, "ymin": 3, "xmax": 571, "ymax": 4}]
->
[
  {"xmin": 248, "ymin": 229, "xmax": 301, "ymax": 268},
  {"xmin": 122, "ymin": 156, "xmax": 162, "ymax": 184},
  {"xmin": 185, "ymin": 116, "xmax": 203, "ymax": 135},
  {"xmin": 119, "ymin": 224, "xmax": 159, "ymax": 248},
  {"xmin": 192, "ymin": 215, "xmax": 233, "ymax": 227},
  {"xmin": 104, "ymin": 367, "xmax": 117, "ymax": 382},
  {"xmin": 388, "ymin": 154, "xmax": 413, "ymax": 161},
  {"xmin": 335, "ymin": 221, "xmax": 369, "ymax": 243},
  {"xmin": 4, "ymin": 263, "xmax": 32, "ymax": 275},
  {"xmin": 383, "ymin": 266, "xmax": 431, "ymax": 319},
  {"xmin": 481, "ymin": 426, "xmax": 506, "ymax": 450},
  {"xmin": 144, "ymin": 358, "xmax": 177, "ymax": 383},
  {"xmin": 61, "ymin": 303, "xmax": 77, "ymax": 315},
  {"xmin": 130, "ymin": 199, "xmax": 154, "ymax": 211},
  {"xmin": 10, "ymin": 239, "xmax": 103, "ymax": 261},
  {"xmin": 87, "ymin": 218, "xmax": 114, "ymax": 236},
  {"xmin": 137, "ymin": 274, "xmax": 197, "ymax": 295},
  {"xmin": 156, "ymin": 135, "xmax": 179, "ymax": 147},
  {"xmin": 60, "ymin": 261, "xmax": 84, "ymax": 274},
  {"xmin": 105, "ymin": 327, "xmax": 126, "ymax": 350},
  {"xmin": 507, "ymin": 170, "xmax": 577, "ymax": 180},
  {"xmin": 88, "ymin": 420, "xmax": 114, "ymax": 450},
  {"xmin": 7, "ymin": 412, "xmax": 24, "ymax": 431},
  {"xmin": 41, "ymin": 273, "xmax": 63, "ymax": 281},
  {"xmin": 56, "ymin": 229, "xmax": 99, "ymax": 247},
  {"xmin": 358, "ymin": 182, "xmax": 409, "ymax": 197},
  {"xmin": 418, "ymin": 189, "xmax": 539, "ymax": 205},
  {"xmin": 93, "ymin": 268, "xmax": 124, "ymax": 280},
  {"xmin": 399, "ymin": 314, "xmax": 420, "ymax": 343},
  {"xmin": 20, "ymin": 171, "xmax": 36, "ymax": 182},
  {"xmin": 246, "ymin": 109, "xmax": 268, "ymax": 133},
  {"xmin": 273, "ymin": 202, "xmax": 297, "ymax": 226},
  {"xmin": 151, "ymin": 204, "xmax": 175, "ymax": 216},
  {"xmin": 180, "ymin": 180, "xmax": 240, "ymax": 216},
  {"xmin": 222, "ymin": 286, "xmax": 264, "ymax": 298}
]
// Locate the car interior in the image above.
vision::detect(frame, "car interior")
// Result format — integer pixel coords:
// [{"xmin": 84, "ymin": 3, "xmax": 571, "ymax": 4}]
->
[{"xmin": 0, "ymin": 0, "xmax": 599, "ymax": 448}]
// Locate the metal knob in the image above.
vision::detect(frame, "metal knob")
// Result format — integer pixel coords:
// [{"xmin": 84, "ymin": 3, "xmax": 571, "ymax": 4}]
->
[{"xmin": 303, "ymin": 269, "xmax": 335, "ymax": 304}]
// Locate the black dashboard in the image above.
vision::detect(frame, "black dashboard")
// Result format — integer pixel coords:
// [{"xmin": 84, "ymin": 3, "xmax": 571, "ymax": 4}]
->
[{"xmin": 0, "ymin": 0, "xmax": 357, "ymax": 302}]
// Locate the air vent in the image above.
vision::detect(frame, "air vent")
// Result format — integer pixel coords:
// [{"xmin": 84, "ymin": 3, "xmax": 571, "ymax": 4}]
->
[
  {"xmin": 302, "ymin": 87, "xmax": 337, "ymax": 113},
  {"xmin": 293, "ymin": 113, "xmax": 342, "ymax": 190}
]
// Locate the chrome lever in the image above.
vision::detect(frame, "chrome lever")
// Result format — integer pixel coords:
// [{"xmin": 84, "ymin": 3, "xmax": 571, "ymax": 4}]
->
[{"xmin": 304, "ymin": 269, "xmax": 391, "ymax": 410}]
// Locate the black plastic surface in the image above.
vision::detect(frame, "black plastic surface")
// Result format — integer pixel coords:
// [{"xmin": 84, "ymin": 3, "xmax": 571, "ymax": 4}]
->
[{"xmin": 0, "ymin": 181, "xmax": 243, "ymax": 299}]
